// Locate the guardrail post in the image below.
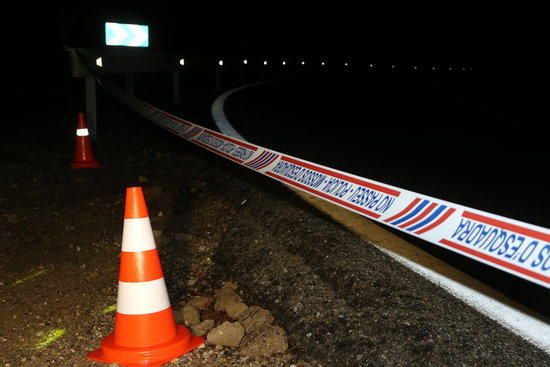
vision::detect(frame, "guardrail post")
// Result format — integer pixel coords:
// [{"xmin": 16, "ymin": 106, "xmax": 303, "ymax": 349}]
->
[
  {"xmin": 173, "ymin": 70, "xmax": 181, "ymax": 106},
  {"xmin": 260, "ymin": 59, "xmax": 271, "ymax": 81},
  {"xmin": 239, "ymin": 65, "xmax": 246, "ymax": 85},
  {"xmin": 215, "ymin": 68, "xmax": 221, "ymax": 93},
  {"xmin": 85, "ymin": 76, "xmax": 97, "ymax": 140}
]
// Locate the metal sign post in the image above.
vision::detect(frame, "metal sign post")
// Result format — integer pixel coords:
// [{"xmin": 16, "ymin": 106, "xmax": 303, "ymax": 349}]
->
[
  {"xmin": 125, "ymin": 74, "xmax": 134, "ymax": 96},
  {"xmin": 68, "ymin": 47, "xmax": 188, "ymax": 141},
  {"xmin": 84, "ymin": 76, "xmax": 97, "ymax": 140}
]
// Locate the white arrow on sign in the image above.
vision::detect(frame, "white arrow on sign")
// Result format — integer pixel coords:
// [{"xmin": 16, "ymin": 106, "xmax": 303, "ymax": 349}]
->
[
  {"xmin": 105, "ymin": 22, "xmax": 149, "ymax": 47},
  {"xmin": 106, "ymin": 23, "xmax": 128, "ymax": 46},
  {"xmin": 127, "ymin": 24, "xmax": 148, "ymax": 47}
]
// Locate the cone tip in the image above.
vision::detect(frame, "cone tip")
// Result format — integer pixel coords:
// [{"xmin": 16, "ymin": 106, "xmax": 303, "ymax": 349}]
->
[
  {"xmin": 124, "ymin": 187, "xmax": 149, "ymax": 219},
  {"xmin": 76, "ymin": 112, "xmax": 87, "ymax": 129}
]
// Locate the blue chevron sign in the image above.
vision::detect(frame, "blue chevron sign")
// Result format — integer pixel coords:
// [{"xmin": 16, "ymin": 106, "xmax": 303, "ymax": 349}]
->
[{"xmin": 105, "ymin": 22, "xmax": 149, "ymax": 47}]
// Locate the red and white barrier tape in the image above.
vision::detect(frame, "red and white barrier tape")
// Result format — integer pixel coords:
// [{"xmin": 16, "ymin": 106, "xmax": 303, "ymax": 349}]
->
[{"xmin": 104, "ymin": 81, "xmax": 550, "ymax": 288}]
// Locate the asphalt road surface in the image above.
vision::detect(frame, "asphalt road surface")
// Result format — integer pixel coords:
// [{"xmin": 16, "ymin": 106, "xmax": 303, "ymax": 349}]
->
[{"xmin": 221, "ymin": 74, "xmax": 550, "ymax": 315}]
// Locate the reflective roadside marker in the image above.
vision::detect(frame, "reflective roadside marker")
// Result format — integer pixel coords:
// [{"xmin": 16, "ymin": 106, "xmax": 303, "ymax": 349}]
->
[
  {"xmin": 179, "ymin": 58, "xmax": 185, "ymax": 66},
  {"xmin": 218, "ymin": 60, "xmax": 223, "ymax": 66},
  {"xmin": 96, "ymin": 57, "xmax": 103, "ymax": 67},
  {"xmin": 105, "ymin": 22, "xmax": 149, "ymax": 47},
  {"xmin": 77, "ymin": 128, "xmax": 89, "ymax": 137},
  {"xmin": 243, "ymin": 59, "xmax": 248, "ymax": 65}
]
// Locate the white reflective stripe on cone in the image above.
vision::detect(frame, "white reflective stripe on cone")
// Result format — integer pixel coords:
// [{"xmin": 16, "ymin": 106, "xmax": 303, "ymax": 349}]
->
[
  {"xmin": 76, "ymin": 128, "xmax": 89, "ymax": 136},
  {"xmin": 121, "ymin": 218, "xmax": 156, "ymax": 252},
  {"xmin": 117, "ymin": 278, "xmax": 171, "ymax": 315}
]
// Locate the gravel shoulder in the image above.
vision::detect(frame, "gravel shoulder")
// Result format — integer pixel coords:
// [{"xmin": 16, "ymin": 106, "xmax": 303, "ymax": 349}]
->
[{"xmin": 0, "ymin": 93, "xmax": 547, "ymax": 366}]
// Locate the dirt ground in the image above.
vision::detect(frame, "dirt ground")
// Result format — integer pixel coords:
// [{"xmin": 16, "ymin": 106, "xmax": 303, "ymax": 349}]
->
[{"xmin": 0, "ymin": 93, "xmax": 548, "ymax": 366}]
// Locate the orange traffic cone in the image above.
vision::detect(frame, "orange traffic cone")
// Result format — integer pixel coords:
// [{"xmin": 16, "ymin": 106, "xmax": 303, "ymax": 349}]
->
[
  {"xmin": 71, "ymin": 112, "xmax": 100, "ymax": 168},
  {"xmin": 87, "ymin": 187, "xmax": 204, "ymax": 366}
]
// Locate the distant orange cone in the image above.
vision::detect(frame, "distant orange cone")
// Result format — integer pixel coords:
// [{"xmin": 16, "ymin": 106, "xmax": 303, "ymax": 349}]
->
[
  {"xmin": 87, "ymin": 187, "xmax": 204, "ymax": 366},
  {"xmin": 71, "ymin": 112, "xmax": 100, "ymax": 168}
]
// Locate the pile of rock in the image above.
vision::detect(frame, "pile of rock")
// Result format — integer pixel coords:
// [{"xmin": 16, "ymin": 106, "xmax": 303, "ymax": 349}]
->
[{"xmin": 175, "ymin": 282, "xmax": 288, "ymax": 357}]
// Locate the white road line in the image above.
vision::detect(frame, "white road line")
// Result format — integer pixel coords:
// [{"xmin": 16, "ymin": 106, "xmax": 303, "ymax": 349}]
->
[
  {"xmin": 211, "ymin": 80, "xmax": 550, "ymax": 353},
  {"xmin": 211, "ymin": 81, "xmax": 273, "ymax": 142}
]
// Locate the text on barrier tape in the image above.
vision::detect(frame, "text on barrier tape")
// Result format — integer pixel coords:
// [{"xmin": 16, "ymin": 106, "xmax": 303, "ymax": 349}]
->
[{"xmin": 103, "ymin": 80, "xmax": 550, "ymax": 288}]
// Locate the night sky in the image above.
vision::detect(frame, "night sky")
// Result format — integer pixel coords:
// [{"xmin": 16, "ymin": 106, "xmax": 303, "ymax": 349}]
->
[
  {"xmin": 8, "ymin": 3, "xmax": 549, "ymax": 62},
  {"xmin": 3, "ymin": 2, "xmax": 548, "ymax": 115}
]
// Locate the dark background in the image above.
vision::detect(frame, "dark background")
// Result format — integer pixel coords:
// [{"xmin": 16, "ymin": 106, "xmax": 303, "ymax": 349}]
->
[{"xmin": 4, "ymin": 2, "xmax": 549, "ymax": 109}]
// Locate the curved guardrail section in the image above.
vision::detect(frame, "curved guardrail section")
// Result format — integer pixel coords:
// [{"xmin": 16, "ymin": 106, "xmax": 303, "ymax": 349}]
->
[{"xmin": 101, "ymin": 79, "xmax": 549, "ymax": 289}]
